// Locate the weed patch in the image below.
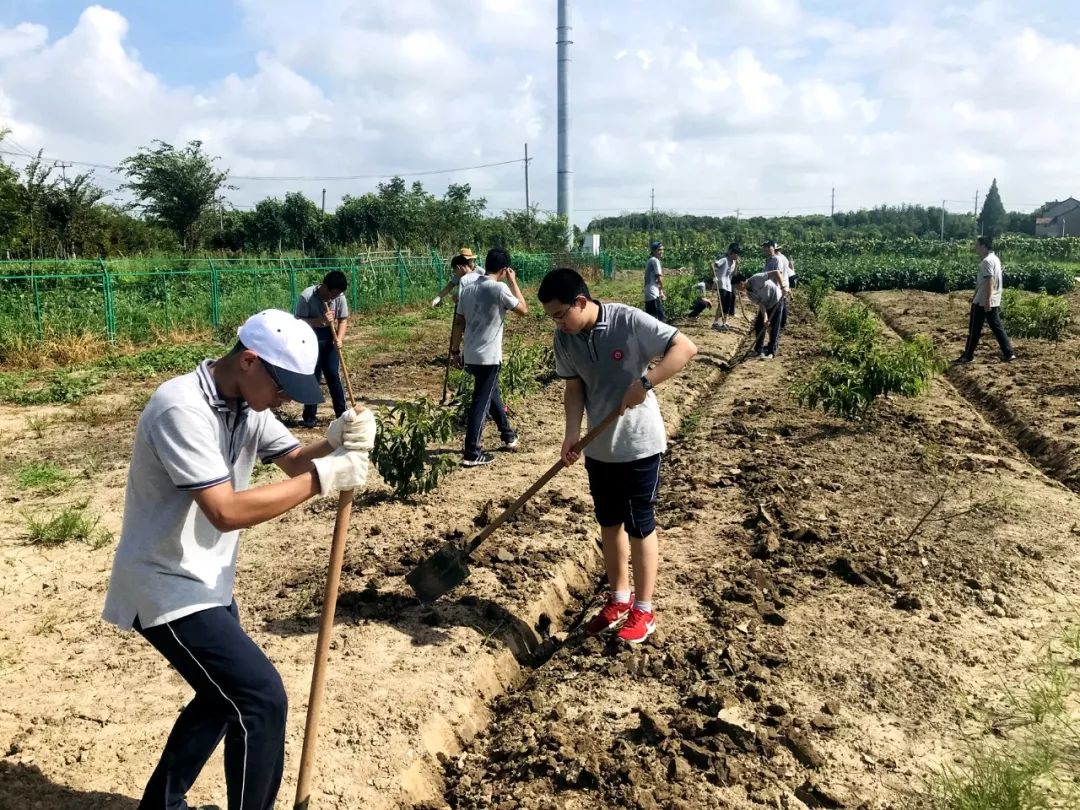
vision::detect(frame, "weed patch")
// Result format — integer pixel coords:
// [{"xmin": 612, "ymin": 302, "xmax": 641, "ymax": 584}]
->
[
  {"xmin": 1001, "ymin": 289, "xmax": 1070, "ymax": 341},
  {"xmin": 15, "ymin": 462, "xmax": 72, "ymax": 494},
  {"xmin": 22, "ymin": 501, "xmax": 113, "ymax": 549}
]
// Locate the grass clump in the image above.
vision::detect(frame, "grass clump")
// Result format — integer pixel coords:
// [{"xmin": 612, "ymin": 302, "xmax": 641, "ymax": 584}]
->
[
  {"xmin": 799, "ymin": 276, "xmax": 833, "ymax": 315},
  {"xmin": 923, "ymin": 624, "xmax": 1080, "ymax": 810},
  {"xmin": 16, "ymin": 462, "xmax": 72, "ymax": 494},
  {"xmin": 22, "ymin": 501, "xmax": 113, "ymax": 549},
  {"xmin": 1000, "ymin": 289, "xmax": 1070, "ymax": 341}
]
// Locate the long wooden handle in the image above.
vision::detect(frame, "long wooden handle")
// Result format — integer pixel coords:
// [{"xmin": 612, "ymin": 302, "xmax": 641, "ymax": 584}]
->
[
  {"xmin": 293, "ymin": 491, "xmax": 351, "ymax": 809},
  {"xmin": 324, "ymin": 302, "xmax": 358, "ymax": 406},
  {"xmin": 295, "ymin": 307, "xmax": 362, "ymax": 809},
  {"xmin": 466, "ymin": 407, "xmax": 621, "ymax": 555}
]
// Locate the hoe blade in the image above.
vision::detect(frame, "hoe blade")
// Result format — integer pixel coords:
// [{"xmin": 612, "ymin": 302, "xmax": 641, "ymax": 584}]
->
[{"xmin": 406, "ymin": 541, "xmax": 472, "ymax": 603}]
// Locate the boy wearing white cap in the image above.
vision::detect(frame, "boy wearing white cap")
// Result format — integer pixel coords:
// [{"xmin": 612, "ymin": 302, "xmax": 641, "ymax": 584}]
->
[{"xmin": 103, "ymin": 309, "xmax": 374, "ymax": 810}]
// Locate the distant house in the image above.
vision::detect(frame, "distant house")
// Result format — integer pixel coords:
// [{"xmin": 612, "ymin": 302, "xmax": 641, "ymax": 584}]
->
[{"xmin": 1035, "ymin": 197, "xmax": 1080, "ymax": 237}]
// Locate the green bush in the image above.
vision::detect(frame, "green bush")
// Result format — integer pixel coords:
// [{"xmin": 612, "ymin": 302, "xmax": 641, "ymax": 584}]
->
[
  {"xmin": 501, "ymin": 338, "xmax": 554, "ymax": 400},
  {"xmin": 799, "ymin": 276, "xmax": 832, "ymax": 315},
  {"xmin": 371, "ymin": 398, "xmax": 456, "ymax": 499},
  {"xmin": 1001, "ymin": 289, "xmax": 1071, "ymax": 340},
  {"xmin": 662, "ymin": 274, "xmax": 706, "ymax": 321}
]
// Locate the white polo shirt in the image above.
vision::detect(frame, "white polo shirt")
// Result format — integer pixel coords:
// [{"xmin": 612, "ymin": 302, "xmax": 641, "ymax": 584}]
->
[
  {"xmin": 974, "ymin": 252, "xmax": 1003, "ymax": 308},
  {"xmin": 102, "ymin": 360, "xmax": 300, "ymax": 631}
]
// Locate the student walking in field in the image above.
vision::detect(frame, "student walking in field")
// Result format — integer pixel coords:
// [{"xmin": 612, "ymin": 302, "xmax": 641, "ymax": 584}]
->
[
  {"xmin": 294, "ymin": 270, "xmax": 350, "ymax": 428},
  {"xmin": 733, "ymin": 270, "xmax": 785, "ymax": 359},
  {"xmin": 955, "ymin": 235, "xmax": 1015, "ymax": 364},
  {"xmin": 103, "ymin": 309, "xmax": 374, "ymax": 810},
  {"xmin": 644, "ymin": 241, "xmax": 667, "ymax": 322},
  {"xmin": 451, "ymin": 248, "xmax": 529, "ymax": 467},
  {"xmin": 711, "ymin": 242, "xmax": 741, "ymax": 331},
  {"xmin": 538, "ymin": 268, "xmax": 698, "ymax": 643}
]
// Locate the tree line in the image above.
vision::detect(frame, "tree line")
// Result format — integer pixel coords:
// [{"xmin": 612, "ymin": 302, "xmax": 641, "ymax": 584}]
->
[{"xmin": 0, "ymin": 132, "xmax": 1050, "ymax": 260}]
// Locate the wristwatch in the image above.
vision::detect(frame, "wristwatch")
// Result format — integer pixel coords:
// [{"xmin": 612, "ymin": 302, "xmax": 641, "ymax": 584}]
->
[{"xmin": 640, "ymin": 375, "xmax": 654, "ymax": 392}]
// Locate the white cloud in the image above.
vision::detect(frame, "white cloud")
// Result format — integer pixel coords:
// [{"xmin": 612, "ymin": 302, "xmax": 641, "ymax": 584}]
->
[{"xmin": 0, "ymin": 1, "xmax": 1078, "ymax": 223}]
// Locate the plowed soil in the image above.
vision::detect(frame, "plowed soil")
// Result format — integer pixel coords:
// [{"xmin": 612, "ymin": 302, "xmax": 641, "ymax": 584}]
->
[{"xmin": 2, "ymin": 284, "xmax": 1079, "ymax": 810}]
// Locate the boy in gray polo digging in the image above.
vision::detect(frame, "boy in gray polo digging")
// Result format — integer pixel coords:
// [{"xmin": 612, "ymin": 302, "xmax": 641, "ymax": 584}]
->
[
  {"xmin": 644, "ymin": 241, "xmax": 666, "ymax": 322},
  {"xmin": 294, "ymin": 270, "xmax": 350, "ymax": 428},
  {"xmin": 103, "ymin": 309, "xmax": 374, "ymax": 810},
  {"xmin": 538, "ymin": 268, "xmax": 697, "ymax": 644}
]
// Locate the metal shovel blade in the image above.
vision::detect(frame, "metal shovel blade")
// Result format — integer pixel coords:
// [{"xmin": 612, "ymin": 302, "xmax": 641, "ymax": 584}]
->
[{"xmin": 406, "ymin": 541, "xmax": 472, "ymax": 603}]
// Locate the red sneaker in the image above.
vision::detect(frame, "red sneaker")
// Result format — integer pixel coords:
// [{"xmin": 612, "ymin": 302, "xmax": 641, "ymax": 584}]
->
[
  {"xmin": 617, "ymin": 607, "xmax": 656, "ymax": 644},
  {"xmin": 585, "ymin": 594, "xmax": 634, "ymax": 635}
]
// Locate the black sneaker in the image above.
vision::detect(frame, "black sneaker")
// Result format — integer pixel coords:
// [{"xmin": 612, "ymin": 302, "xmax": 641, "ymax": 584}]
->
[
  {"xmin": 952, "ymin": 356, "xmax": 973, "ymax": 365},
  {"xmin": 1004, "ymin": 354, "xmax": 1016, "ymax": 362},
  {"xmin": 300, "ymin": 418, "xmax": 317, "ymax": 429},
  {"xmin": 462, "ymin": 452, "xmax": 495, "ymax": 467},
  {"xmin": 503, "ymin": 437, "xmax": 519, "ymax": 450}
]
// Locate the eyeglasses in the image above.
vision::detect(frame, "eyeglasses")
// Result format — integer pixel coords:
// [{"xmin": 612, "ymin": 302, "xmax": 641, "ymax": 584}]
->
[{"xmin": 259, "ymin": 358, "xmax": 285, "ymax": 395}]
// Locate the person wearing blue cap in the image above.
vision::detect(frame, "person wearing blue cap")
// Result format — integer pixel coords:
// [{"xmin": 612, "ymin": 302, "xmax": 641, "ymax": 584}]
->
[
  {"xmin": 644, "ymin": 241, "xmax": 666, "ymax": 322},
  {"xmin": 102, "ymin": 309, "xmax": 374, "ymax": 810}
]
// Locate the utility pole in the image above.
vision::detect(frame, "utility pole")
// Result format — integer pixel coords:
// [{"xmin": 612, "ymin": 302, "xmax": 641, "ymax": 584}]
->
[
  {"xmin": 556, "ymin": 0, "xmax": 573, "ymax": 249},
  {"xmin": 54, "ymin": 161, "xmax": 71, "ymax": 183},
  {"xmin": 830, "ymin": 187, "xmax": 835, "ymax": 216},
  {"xmin": 940, "ymin": 200, "xmax": 946, "ymax": 241},
  {"xmin": 524, "ymin": 143, "xmax": 530, "ymax": 210},
  {"xmin": 321, "ymin": 188, "xmax": 326, "ymax": 215},
  {"xmin": 649, "ymin": 187, "xmax": 655, "ymax": 239}
]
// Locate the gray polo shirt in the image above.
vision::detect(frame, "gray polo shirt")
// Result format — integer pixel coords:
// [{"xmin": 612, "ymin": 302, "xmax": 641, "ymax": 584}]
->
[
  {"xmin": 553, "ymin": 302, "xmax": 678, "ymax": 463},
  {"xmin": 456, "ymin": 276, "xmax": 519, "ymax": 365},
  {"xmin": 747, "ymin": 272, "xmax": 783, "ymax": 310},
  {"xmin": 644, "ymin": 256, "xmax": 663, "ymax": 302},
  {"xmin": 102, "ymin": 361, "xmax": 300, "ymax": 631},
  {"xmin": 295, "ymin": 285, "xmax": 349, "ymax": 322}
]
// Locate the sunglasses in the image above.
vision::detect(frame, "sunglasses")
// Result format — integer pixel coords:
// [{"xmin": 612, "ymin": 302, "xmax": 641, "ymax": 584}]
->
[{"xmin": 259, "ymin": 358, "xmax": 285, "ymax": 395}]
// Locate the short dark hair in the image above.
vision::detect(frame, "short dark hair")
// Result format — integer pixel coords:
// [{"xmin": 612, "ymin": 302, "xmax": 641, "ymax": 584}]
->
[
  {"xmin": 730, "ymin": 272, "xmax": 747, "ymax": 286},
  {"xmin": 486, "ymin": 248, "xmax": 511, "ymax": 273},
  {"xmin": 977, "ymin": 235, "xmax": 993, "ymax": 251},
  {"xmin": 450, "ymin": 254, "xmax": 470, "ymax": 269},
  {"xmin": 323, "ymin": 270, "xmax": 348, "ymax": 292},
  {"xmin": 538, "ymin": 267, "xmax": 592, "ymax": 305}
]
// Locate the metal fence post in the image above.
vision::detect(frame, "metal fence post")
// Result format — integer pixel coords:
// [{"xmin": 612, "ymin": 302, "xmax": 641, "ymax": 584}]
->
[
  {"xmin": 208, "ymin": 258, "xmax": 221, "ymax": 327},
  {"xmin": 396, "ymin": 250, "xmax": 407, "ymax": 305},
  {"xmin": 350, "ymin": 257, "xmax": 360, "ymax": 312},
  {"xmin": 99, "ymin": 258, "xmax": 116, "ymax": 342},
  {"xmin": 30, "ymin": 261, "xmax": 43, "ymax": 340},
  {"xmin": 287, "ymin": 258, "xmax": 298, "ymax": 310}
]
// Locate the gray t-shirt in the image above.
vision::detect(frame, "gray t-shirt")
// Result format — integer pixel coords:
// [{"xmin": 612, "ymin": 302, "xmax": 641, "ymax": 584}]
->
[
  {"xmin": 102, "ymin": 361, "xmax": 299, "ymax": 631},
  {"xmin": 295, "ymin": 285, "xmax": 349, "ymax": 324},
  {"xmin": 974, "ymin": 252, "xmax": 1003, "ymax": 308},
  {"xmin": 713, "ymin": 257, "xmax": 735, "ymax": 292},
  {"xmin": 456, "ymin": 276, "xmax": 520, "ymax": 365},
  {"xmin": 554, "ymin": 302, "xmax": 678, "ymax": 463},
  {"xmin": 747, "ymin": 272, "xmax": 783, "ymax": 309},
  {"xmin": 644, "ymin": 256, "xmax": 663, "ymax": 302}
]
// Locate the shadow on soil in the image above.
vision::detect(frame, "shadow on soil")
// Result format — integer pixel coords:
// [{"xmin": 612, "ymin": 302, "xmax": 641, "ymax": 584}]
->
[
  {"xmin": 262, "ymin": 589, "xmax": 552, "ymax": 666},
  {"xmin": 0, "ymin": 762, "xmax": 139, "ymax": 809}
]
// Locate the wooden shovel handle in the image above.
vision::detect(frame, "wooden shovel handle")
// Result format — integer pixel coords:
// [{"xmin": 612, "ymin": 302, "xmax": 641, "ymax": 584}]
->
[{"xmin": 466, "ymin": 407, "xmax": 621, "ymax": 555}]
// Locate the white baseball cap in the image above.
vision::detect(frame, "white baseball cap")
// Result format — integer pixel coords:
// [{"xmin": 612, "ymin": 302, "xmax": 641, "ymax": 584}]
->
[{"xmin": 237, "ymin": 309, "xmax": 324, "ymax": 404}]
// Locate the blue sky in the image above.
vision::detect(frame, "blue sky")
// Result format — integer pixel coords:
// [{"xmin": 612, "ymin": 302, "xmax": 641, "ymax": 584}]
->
[{"xmin": 1, "ymin": 1, "xmax": 1079, "ymax": 225}]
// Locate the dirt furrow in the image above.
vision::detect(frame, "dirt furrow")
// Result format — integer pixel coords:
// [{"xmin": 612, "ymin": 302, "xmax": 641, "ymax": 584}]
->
[{"xmin": 432, "ymin": 306, "xmax": 1080, "ymax": 810}]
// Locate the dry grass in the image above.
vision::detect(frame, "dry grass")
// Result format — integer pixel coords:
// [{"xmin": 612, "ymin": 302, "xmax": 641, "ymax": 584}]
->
[{"xmin": 0, "ymin": 331, "xmax": 112, "ymax": 369}]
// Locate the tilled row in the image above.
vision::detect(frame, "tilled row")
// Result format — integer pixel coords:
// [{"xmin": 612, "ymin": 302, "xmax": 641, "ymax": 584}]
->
[{"xmin": 427, "ymin": 304, "xmax": 1080, "ymax": 810}]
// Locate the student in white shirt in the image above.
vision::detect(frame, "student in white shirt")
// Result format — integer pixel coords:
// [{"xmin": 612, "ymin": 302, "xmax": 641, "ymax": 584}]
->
[
  {"xmin": 711, "ymin": 243, "xmax": 741, "ymax": 331},
  {"xmin": 955, "ymin": 236, "xmax": 1015, "ymax": 363}
]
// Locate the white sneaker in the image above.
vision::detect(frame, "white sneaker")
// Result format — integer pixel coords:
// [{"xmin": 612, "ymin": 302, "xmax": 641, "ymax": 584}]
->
[
  {"xmin": 759, "ymin": 353, "xmax": 774, "ymax": 360},
  {"xmin": 503, "ymin": 437, "xmax": 519, "ymax": 450}
]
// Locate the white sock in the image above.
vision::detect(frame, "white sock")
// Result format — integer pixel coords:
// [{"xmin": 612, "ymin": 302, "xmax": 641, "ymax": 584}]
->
[
  {"xmin": 635, "ymin": 599, "xmax": 654, "ymax": 614},
  {"xmin": 612, "ymin": 590, "xmax": 632, "ymax": 605}
]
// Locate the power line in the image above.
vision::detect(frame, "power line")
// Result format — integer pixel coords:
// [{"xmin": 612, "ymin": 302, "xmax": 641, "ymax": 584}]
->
[{"xmin": 0, "ymin": 147, "xmax": 524, "ymax": 181}]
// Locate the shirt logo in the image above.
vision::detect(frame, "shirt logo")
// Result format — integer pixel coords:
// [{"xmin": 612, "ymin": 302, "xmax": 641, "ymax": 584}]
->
[{"xmin": 611, "ymin": 349, "xmax": 624, "ymax": 361}]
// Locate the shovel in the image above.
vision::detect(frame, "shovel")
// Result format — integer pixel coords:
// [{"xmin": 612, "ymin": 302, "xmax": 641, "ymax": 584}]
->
[{"xmin": 406, "ymin": 406, "xmax": 622, "ymax": 602}]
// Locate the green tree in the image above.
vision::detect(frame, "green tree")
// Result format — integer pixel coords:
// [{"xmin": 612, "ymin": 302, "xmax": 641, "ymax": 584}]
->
[
  {"xmin": 42, "ymin": 172, "xmax": 107, "ymax": 257},
  {"xmin": 281, "ymin": 191, "xmax": 323, "ymax": 252},
  {"xmin": 118, "ymin": 140, "xmax": 232, "ymax": 251},
  {"xmin": 978, "ymin": 178, "xmax": 1007, "ymax": 238}
]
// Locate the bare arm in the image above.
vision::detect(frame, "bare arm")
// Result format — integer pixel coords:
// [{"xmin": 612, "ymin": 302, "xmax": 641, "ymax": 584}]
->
[
  {"xmin": 193, "ymin": 474, "xmax": 321, "ymax": 532},
  {"xmin": 506, "ymin": 269, "xmax": 529, "ymax": 315},
  {"xmin": 645, "ymin": 333, "xmax": 697, "ymax": 388},
  {"xmin": 450, "ymin": 313, "xmax": 466, "ymax": 353},
  {"xmin": 561, "ymin": 376, "xmax": 586, "ymax": 465},
  {"xmin": 335, "ymin": 317, "xmax": 348, "ymax": 344},
  {"xmin": 273, "ymin": 441, "xmax": 335, "ymax": 477}
]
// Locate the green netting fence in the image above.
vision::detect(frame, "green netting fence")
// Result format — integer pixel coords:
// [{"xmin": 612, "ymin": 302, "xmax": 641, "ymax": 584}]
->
[{"xmin": 0, "ymin": 249, "xmax": 615, "ymax": 346}]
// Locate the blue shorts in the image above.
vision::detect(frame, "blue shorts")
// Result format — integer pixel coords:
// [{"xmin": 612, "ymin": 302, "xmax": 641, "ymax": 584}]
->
[{"xmin": 584, "ymin": 453, "xmax": 663, "ymax": 539}]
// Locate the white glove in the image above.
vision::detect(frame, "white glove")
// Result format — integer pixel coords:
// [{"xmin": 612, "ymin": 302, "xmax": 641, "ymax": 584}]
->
[
  {"xmin": 326, "ymin": 408, "xmax": 376, "ymax": 452},
  {"xmin": 312, "ymin": 449, "xmax": 369, "ymax": 497},
  {"xmin": 431, "ymin": 296, "xmax": 442, "ymax": 307}
]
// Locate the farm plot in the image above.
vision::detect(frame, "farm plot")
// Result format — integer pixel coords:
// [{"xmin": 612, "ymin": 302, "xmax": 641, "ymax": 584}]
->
[
  {"xmin": 1, "ymin": 287, "xmax": 1079, "ymax": 809},
  {"xmin": 863, "ymin": 289, "xmax": 1080, "ymax": 490},
  {"xmin": 435, "ymin": 304, "xmax": 1080, "ymax": 809},
  {"xmin": 0, "ymin": 288, "xmax": 738, "ymax": 808}
]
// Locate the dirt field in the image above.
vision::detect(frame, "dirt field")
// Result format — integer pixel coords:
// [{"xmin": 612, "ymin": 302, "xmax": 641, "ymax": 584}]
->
[{"xmin": 1, "ymin": 284, "xmax": 1079, "ymax": 809}]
